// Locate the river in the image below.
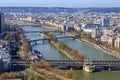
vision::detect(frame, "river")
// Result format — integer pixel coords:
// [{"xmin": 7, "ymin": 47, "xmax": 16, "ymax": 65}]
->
[{"xmin": 22, "ymin": 26, "xmax": 120, "ymax": 80}]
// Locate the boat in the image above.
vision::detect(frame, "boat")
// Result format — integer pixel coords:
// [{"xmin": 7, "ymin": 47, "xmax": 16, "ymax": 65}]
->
[
  {"xmin": 34, "ymin": 50, "xmax": 43, "ymax": 58},
  {"xmin": 34, "ymin": 50, "xmax": 41, "ymax": 54},
  {"xmin": 36, "ymin": 53, "xmax": 42, "ymax": 58}
]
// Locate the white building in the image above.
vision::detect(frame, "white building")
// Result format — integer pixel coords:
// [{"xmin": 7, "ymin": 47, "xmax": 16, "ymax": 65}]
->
[
  {"xmin": 74, "ymin": 24, "xmax": 81, "ymax": 31},
  {"xmin": 108, "ymin": 37, "xmax": 116, "ymax": 47},
  {"xmin": 19, "ymin": 16, "xmax": 32, "ymax": 22},
  {"xmin": 91, "ymin": 28, "xmax": 101, "ymax": 38},
  {"xmin": 101, "ymin": 35, "xmax": 110, "ymax": 42},
  {"xmin": 114, "ymin": 37, "xmax": 120, "ymax": 48},
  {"xmin": 83, "ymin": 28, "xmax": 92, "ymax": 34},
  {"xmin": 81, "ymin": 23, "xmax": 86, "ymax": 29},
  {"xmin": 102, "ymin": 28, "xmax": 114, "ymax": 36}
]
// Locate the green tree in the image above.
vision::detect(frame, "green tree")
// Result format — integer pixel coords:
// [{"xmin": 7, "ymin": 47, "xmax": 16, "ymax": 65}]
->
[
  {"xmin": 34, "ymin": 75, "xmax": 41, "ymax": 80},
  {"xmin": 27, "ymin": 75, "xmax": 33, "ymax": 80}
]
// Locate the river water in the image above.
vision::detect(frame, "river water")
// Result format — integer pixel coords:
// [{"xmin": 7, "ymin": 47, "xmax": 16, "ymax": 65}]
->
[{"xmin": 22, "ymin": 26, "xmax": 120, "ymax": 80}]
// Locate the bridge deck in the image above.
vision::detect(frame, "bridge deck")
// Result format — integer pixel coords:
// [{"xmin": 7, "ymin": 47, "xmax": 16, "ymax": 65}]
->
[
  {"xmin": 11, "ymin": 59, "xmax": 120, "ymax": 68},
  {"xmin": 46, "ymin": 60, "xmax": 120, "ymax": 67},
  {"xmin": 28, "ymin": 38, "xmax": 50, "ymax": 42},
  {"xmin": 24, "ymin": 30, "xmax": 59, "ymax": 33},
  {"xmin": 27, "ymin": 35, "xmax": 80, "ymax": 43}
]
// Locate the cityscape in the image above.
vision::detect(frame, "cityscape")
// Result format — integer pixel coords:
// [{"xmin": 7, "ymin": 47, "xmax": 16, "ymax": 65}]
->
[{"xmin": 0, "ymin": 0, "xmax": 120, "ymax": 80}]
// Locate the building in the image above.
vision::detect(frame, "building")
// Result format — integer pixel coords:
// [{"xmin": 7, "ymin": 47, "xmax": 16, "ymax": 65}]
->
[
  {"xmin": 91, "ymin": 28, "xmax": 101, "ymax": 38},
  {"xmin": 86, "ymin": 24, "xmax": 100, "ymax": 28},
  {"xmin": 74, "ymin": 24, "xmax": 81, "ymax": 31},
  {"xmin": 108, "ymin": 37, "xmax": 116, "ymax": 47},
  {"xmin": 58, "ymin": 24, "xmax": 66, "ymax": 32},
  {"xmin": 114, "ymin": 37, "xmax": 120, "ymax": 48},
  {"xmin": 66, "ymin": 26, "xmax": 75, "ymax": 32},
  {"xmin": 102, "ymin": 17, "xmax": 110, "ymax": 27},
  {"xmin": 102, "ymin": 28, "xmax": 114, "ymax": 36},
  {"xmin": 81, "ymin": 23, "xmax": 86, "ymax": 29},
  {"xmin": 0, "ymin": 60, "xmax": 3, "ymax": 73},
  {"xmin": 83, "ymin": 28, "xmax": 92, "ymax": 34},
  {"xmin": 0, "ymin": 48, "xmax": 11, "ymax": 72},
  {"xmin": 0, "ymin": 13, "xmax": 4, "ymax": 34},
  {"xmin": 0, "ymin": 40, "xmax": 11, "ymax": 73},
  {"xmin": 19, "ymin": 16, "xmax": 32, "ymax": 22},
  {"xmin": 101, "ymin": 35, "xmax": 110, "ymax": 42}
]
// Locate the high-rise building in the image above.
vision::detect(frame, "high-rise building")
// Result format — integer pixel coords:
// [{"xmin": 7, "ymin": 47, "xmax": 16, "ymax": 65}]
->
[
  {"xmin": 0, "ymin": 60, "xmax": 3, "ymax": 73},
  {"xmin": 0, "ymin": 13, "xmax": 4, "ymax": 34},
  {"xmin": 102, "ymin": 17, "xmax": 110, "ymax": 27}
]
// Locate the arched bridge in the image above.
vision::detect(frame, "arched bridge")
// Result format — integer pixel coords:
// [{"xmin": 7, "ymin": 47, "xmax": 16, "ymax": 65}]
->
[
  {"xmin": 27, "ymin": 38, "xmax": 50, "ymax": 44},
  {"xmin": 27, "ymin": 35, "xmax": 80, "ymax": 44}
]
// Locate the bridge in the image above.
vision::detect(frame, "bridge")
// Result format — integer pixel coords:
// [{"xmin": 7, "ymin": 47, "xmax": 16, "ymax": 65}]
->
[
  {"xmin": 11, "ymin": 59, "xmax": 120, "ymax": 72},
  {"xmin": 24, "ymin": 30, "xmax": 56, "ymax": 33},
  {"xmin": 27, "ymin": 35, "xmax": 80, "ymax": 44},
  {"xmin": 23, "ymin": 30, "xmax": 65, "ymax": 34},
  {"xmin": 46, "ymin": 60, "xmax": 120, "ymax": 67},
  {"xmin": 18, "ymin": 24, "xmax": 41, "ymax": 27},
  {"xmin": 11, "ymin": 59, "xmax": 120, "ymax": 68},
  {"xmin": 27, "ymin": 38, "xmax": 50, "ymax": 44},
  {"xmin": 56, "ymin": 35, "xmax": 80, "ymax": 40},
  {"xmin": 46, "ymin": 60, "xmax": 120, "ymax": 72}
]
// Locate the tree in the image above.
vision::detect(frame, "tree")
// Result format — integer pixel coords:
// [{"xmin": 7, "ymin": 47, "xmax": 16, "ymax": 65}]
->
[
  {"xmin": 80, "ymin": 30, "xmax": 87, "ymax": 38},
  {"xmin": 27, "ymin": 75, "xmax": 33, "ymax": 80},
  {"xmin": 39, "ymin": 60, "xmax": 51, "ymax": 69},
  {"xmin": 34, "ymin": 75, "xmax": 41, "ymax": 80}
]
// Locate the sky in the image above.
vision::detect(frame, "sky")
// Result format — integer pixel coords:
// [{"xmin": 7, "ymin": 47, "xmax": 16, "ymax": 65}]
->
[{"xmin": 0, "ymin": 0, "xmax": 120, "ymax": 8}]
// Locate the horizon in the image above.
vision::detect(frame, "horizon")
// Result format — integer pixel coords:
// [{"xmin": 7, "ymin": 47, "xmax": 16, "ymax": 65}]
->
[
  {"xmin": 0, "ymin": 0, "xmax": 120, "ymax": 8},
  {"xmin": 1, "ymin": 6, "xmax": 120, "ymax": 8}
]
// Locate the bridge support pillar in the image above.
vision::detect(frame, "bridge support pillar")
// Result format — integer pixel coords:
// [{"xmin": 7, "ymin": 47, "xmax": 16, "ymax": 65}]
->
[
  {"xmin": 70, "ymin": 67, "xmax": 73, "ymax": 70},
  {"xmin": 43, "ymin": 40, "xmax": 45, "ymax": 44},
  {"xmin": 83, "ymin": 65, "xmax": 95, "ymax": 72},
  {"xmin": 73, "ymin": 38, "xmax": 75, "ymax": 40},
  {"xmin": 62, "ymin": 32, "xmax": 65, "ymax": 36},
  {"xmin": 35, "ymin": 42, "xmax": 37, "ymax": 45},
  {"xmin": 104, "ymin": 66, "xmax": 111, "ymax": 71},
  {"xmin": 108, "ymin": 67, "xmax": 111, "ymax": 71},
  {"xmin": 104, "ymin": 67, "xmax": 108, "ymax": 70},
  {"xmin": 48, "ymin": 39, "xmax": 50, "ymax": 42}
]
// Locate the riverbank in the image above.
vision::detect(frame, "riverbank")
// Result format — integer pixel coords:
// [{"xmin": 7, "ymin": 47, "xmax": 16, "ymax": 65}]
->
[
  {"xmin": 76, "ymin": 39, "xmax": 120, "ymax": 59},
  {"xmin": 50, "ymin": 41, "xmax": 74, "ymax": 60}
]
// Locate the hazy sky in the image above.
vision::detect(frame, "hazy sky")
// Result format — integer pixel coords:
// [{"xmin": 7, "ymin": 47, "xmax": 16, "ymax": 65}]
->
[{"xmin": 0, "ymin": 0, "xmax": 120, "ymax": 7}]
